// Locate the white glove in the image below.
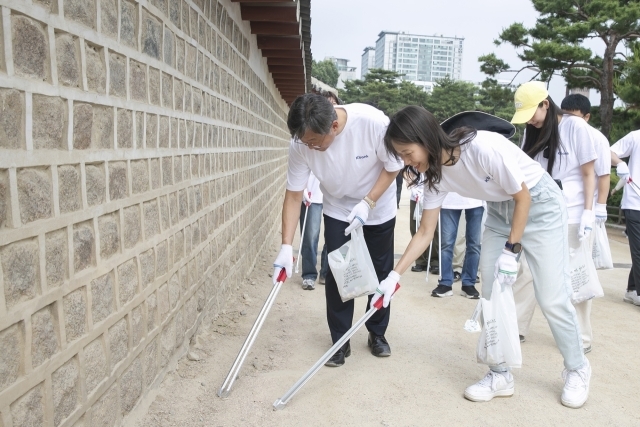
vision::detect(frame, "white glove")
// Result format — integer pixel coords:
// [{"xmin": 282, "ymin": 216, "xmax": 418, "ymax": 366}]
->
[
  {"xmin": 578, "ymin": 209, "xmax": 594, "ymax": 241},
  {"xmin": 371, "ymin": 271, "xmax": 400, "ymax": 308},
  {"xmin": 595, "ymin": 203, "xmax": 607, "ymax": 225},
  {"xmin": 344, "ymin": 200, "xmax": 370, "ymax": 235},
  {"xmin": 302, "ymin": 189, "xmax": 312, "ymax": 206},
  {"xmin": 617, "ymin": 162, "xmax": 629, "ymax": 181},
  {"xmin": 494, "ymin": 249, "xmax": 518, "ymax": 286},
  {"xmin": 272, "ymin": 244, "xmax": 293, "ymax": 284}
]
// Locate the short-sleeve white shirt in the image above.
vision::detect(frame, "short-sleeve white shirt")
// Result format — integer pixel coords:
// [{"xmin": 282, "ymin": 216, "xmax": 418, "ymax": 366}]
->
[
  {"xmin": 306, "ymin": 173, "xmax": 323, "ymax": 204},
  {"xmin": 286, "ymin": 103, "xmax": 403, "ymax": 224},
  {"xmin": 611, "ymin": 130, "xmax": 640, "ymax": 210}
]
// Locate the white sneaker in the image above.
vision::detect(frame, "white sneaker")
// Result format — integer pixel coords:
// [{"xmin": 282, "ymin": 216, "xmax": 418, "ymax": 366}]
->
[
  {"xmin": 464, "ymin": 370, "xmax": 514, "ymax": 402},
  {"xmin": 302, "ymin": 279, "xmax": 315, "ymax": 290},
  {"xmin": 561, "ymin": 358, "xmax": 591, "ymax": 409},
  {"xmin": 623, "ymin": 290, "xmax": 640, "ymax": 305}
]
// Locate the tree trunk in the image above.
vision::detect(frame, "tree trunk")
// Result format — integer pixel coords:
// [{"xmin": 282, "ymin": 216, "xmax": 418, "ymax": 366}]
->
[{"xmin": 599, "ymin": 40, "xmax": 617, "ymax": 140}]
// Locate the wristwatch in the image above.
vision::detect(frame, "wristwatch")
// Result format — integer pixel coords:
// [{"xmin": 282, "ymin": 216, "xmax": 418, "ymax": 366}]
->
[
  {"xmin": 505, "ymin": 241, "xmax": 523, "ymax": 254},
  {"xmin": 363, "ymin": 196, "xmax": 376, "ymax": 210}
]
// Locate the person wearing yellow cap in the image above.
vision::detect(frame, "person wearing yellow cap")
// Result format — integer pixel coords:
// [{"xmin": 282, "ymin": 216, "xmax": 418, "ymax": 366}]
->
[{"xmin": 375, "ymin": 106, "xmax": 590, "ymax": 408}]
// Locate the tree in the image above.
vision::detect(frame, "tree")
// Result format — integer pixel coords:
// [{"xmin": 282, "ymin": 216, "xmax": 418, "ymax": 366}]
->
[
  {"xmin": 311, "ymin": 59, "xmax": 339, "ymax": 87},
  {"xmin": 423, "ymin": 76, "xmax": 477, "ymax": 122},
  {"xmin": 479, "ymin": 0, "xmax": 640, "ymax": 139},
  {"xmin": 340, "ymin": 69, "xmax": 428, "ymax": 116},
  {"xmin": 475, "ymin": 78, "xmax": 516, "ymax": 122}
]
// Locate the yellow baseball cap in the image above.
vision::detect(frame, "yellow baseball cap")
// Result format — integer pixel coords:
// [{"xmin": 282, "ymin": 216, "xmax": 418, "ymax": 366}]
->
[{"xmin": 511, "ymin": 81, "xmax": 549, "ymax": 124}]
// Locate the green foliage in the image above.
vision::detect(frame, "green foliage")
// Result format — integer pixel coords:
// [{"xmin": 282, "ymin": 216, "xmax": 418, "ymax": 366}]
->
[
  {"xmin": 616, "ymin": 41, "xmax": 640, "ymax": 107},
  {"xmin": 609, "ymin": 171, "xmax": 622, "ymax": 209},
  {"xmin": 588, "ymin": 107, "xmax": 640, "ymax": 144},
  {"xmin": 422, "ymin": 76, "xmax": 477, "ymax": 122},
  {"xmin": 312, "ymin": 59, "xmax": 339, "ymax": 87}
]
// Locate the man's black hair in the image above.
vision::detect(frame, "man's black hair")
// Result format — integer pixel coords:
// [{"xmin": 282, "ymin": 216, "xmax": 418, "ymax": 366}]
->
[
  {"xmin": 560, "ymin": 94, "xmax": 591, "ymax": 116},
  {"xmin": 287, "ymin": 94, "xmax": 338, "ymax": 139}
]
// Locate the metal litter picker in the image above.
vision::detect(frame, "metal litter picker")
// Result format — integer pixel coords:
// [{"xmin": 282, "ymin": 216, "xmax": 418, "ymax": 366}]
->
[
  {"xmin": 273, "ymin": 283, "xmax": 400, "ymax": 410},
  {"xmin": 218, "ymin": 268, "xmax": 288, "ymax": 398}
]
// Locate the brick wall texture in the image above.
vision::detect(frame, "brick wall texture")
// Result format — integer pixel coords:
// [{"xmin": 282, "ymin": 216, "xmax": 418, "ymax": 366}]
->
[{"xmin": 0, "ymin": 1, "xmax": 290, "ymax": 426}]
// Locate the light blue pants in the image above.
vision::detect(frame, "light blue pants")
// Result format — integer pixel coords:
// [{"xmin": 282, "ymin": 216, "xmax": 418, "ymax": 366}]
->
[{"xmin": 479, "ymin": 173, "xmax": 585, "ymax": 371}]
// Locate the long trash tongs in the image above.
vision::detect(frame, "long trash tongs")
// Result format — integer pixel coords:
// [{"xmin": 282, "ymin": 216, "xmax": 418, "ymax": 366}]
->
[
  {"xmin": 218, "ymin": 268, "xmax": 288, "ymax": 398},
  {"xmin": 273, "ymin": 283, "xmax": 400, "ymax": 410}
]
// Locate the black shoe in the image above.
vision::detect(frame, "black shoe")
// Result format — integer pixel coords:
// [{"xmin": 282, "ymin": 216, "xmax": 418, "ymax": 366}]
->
[
  {"xmin": 453, "ymin": 272, "xmax": 462, "ymax": 282},
  {"xmin": 475, "ymin": 276, "xmax": 480, "ymax": 284},
  {"xmin": 431, "ymin": 284, "xmax": 453, "ymax": 297},
  {"xmin": 411, "ymin": 265, "xmax": 427, "ymax": 272},
  {"xmin": 429, "ymin": 265, "xmax": 439, "ymax": 275},
  {"xmin": 367, "ymin": 333, "xmax": 391, "ymax": 357},
  {"xmin": 324, "ymin": 342, "xmax": 351, "ymax": 367},
  {"xmin": 460, "ymin": 285, "xmax": 479, "ymax": 299},
  {"xmin": 519, "ymin": 335, "xmax": 525, "ymax": 343}
]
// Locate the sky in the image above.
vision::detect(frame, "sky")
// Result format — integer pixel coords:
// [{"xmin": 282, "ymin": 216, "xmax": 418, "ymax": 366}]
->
[{"xmin": 309, "ymin": 0, "xmax": 606, "ymax": 105}]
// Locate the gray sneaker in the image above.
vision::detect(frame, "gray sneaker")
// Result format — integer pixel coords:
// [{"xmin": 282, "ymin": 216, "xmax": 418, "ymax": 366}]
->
[{"xmin": 302, "ymin": 279, "xmax": 315, "ymax": 290}]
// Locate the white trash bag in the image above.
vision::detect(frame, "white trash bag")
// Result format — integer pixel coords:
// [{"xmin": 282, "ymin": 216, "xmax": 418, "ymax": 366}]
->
[
  {"xmin": 328, "ymin": 228, "xmax": 378, "ymax": 302},
  {"xmin": 476, "ymin": 279, "xmax": 522, "ymax": 368},
  {"xmin": 592, "ymin": 223, "xmax": 613, "ymax": 270},
  {"xmin": 570, "ymin": 238, "xmax": 604, "ymax": 304}
]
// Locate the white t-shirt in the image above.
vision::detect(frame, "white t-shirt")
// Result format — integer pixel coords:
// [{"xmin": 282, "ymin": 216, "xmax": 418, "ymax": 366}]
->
[
  {"xmin": 286, "ymin": 103, "xmax": 403, "ymax": 224},
  {"xmin": 306, "ymin": 173, "xmax": 323, "ymax": 204},
  {"xmin": 590, "ymin": 126, "xmax": 611, "ymax": 177},
  {"xmin": 422, "ymin": 131, "xmax": 545, "ymax": 209},
  {"xmin": 611, "ymin": 130, "xmax": 640, "ymax": 210},
  {"xmin": 442, "ymin": 192, "xmax": 483, "ymax": 210},
  {"xmin": 533, "ymin": 115, "xmax": 598, "ymax": 223}
]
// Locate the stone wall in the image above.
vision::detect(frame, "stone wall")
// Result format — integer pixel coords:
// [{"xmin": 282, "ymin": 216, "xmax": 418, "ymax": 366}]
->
[{"xmin": 0, "ymin": 1, "xmax": 290, "ymax": 426}]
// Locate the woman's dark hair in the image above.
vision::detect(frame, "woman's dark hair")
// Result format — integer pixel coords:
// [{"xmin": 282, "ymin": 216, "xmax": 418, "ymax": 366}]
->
[
  {"xmin": 287, "ymin": 93, "xmax": 338, "ymax": 139},
  {"xmin": 322, "ymin": 90, "xmax": 343, "ymax": 105},
  {"xmin": 521, "ymin": 96, "xmax": 566, "ymax": 175},
  {"xmin": 384, "ymin": 106, "xmax": 477, "ymax": 192}
]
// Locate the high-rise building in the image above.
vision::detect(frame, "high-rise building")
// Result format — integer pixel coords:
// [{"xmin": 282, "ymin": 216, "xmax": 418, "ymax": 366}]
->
[
  {"xmin": 371, "ymin": 31, "xmax": 464, "ymax": 83},
  {"xmin": 326, "ymin": 56, "xmax": 357, "ymax": 89},
  {"xmin": 361, "ymin": 47, "xmax": 376, "ymax": 77}
]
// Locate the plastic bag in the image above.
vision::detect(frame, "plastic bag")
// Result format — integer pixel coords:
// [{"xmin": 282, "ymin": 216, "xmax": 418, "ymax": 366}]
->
[
  {"xmin": 413, "ymin": 197, "xmax": 422, "ymax": 224},
  {"xmin": 476, "ymin": 279, "xmax": 522, "ymax": 368},
  {"xmin": 327, "ymin": 228, "xmax": 378, "ymax": 302},
  {"xmin": 463, "ymin": 301, "xmax": 482, "ymax": 333},
  {"xmin": 592, "ymin": 223, "xmax": 613, "ymax": 270},
  {"xmin": 570, "ymin": 238, "xmax": 604, "ymax": 304}
]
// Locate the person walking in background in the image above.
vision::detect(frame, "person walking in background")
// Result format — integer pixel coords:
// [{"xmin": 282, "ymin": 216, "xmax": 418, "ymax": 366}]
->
[
  {"xmin": 407, "ymin": 175, "xmax": 439, "ymax": 274},
  {"xmin": 298, "ymin": 172, "xmax": 329, "ymax": 290}
]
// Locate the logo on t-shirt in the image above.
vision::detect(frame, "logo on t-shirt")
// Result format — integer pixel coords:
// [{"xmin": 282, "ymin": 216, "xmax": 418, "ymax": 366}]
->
[
  {"xmin": 484, "ymin": 176, "xmax": 491, "ymax": 182},
  {"xmin": 356, "ymin": 155, "xmax": 369, "ymax": 160}
]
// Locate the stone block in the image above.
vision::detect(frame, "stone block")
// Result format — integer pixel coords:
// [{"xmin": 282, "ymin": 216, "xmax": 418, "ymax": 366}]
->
[
  {"xmin": 187, "ymin": 187, "xmax": 195, "ymax": 216},
  {"xmin": 169, "ymin": 193, "xmax": 178, "ymax": 225},
  {"xmin": 163, "ymin": 28, "xmax": 174, "ymax": 68},
  {"xmin": 123, "ymin": 205, "xmax": 141, "ymax": 249},
  {"xmin": 178, "ymin": 189, "xmax": 187, "ymax": 220},
  {"xmin": 162, "ymin": 73, "xmax": 173, "ymax": 109},
  {"xmin": 98, "ymin": 213, "xmax": 119, "ymax": 260},
  {"xmin": 159, "ymin": 319, "xmax": 175, "ymax": 368},
  {"xmin": 191, "ymin": 219, "xmax": 200, "ymax": 246},
  {"xmin": 93, "ymin": 105, "xmax": 114, "ymax": 149},
  {"xmin": 31, "ymin": 303, "xmax": 60, "ymax": 367},
  {"xmin": 157, "ymin": 282, "xmax": 169, "ymax": 321},
  {"xmin": 170, "ymin": 118, "xmax": 178, "ymax": 148},
  {"xmin": 174, "ymin": 308, "xmax": 183, "ymax": 347},
  {"xmin": 72, "ymin": 103, "xmax": 92, "ymax": 149},
  {"xmin": 118, "ymin": 258, "xmax": 139, "ymax": 306},
  {"xmin": 33, "ymin": 94, "xmax": 66, "ymax": 150},
  {"xmin": 117, "ymin": 109, "xmax": 133, "ymax": 149},
  {"xmin": 120, "ymin": 356, "xmax": 142, "ymax": 414},
  {"xmin": 173, "ymin": 79, "xmax": 183, "ymax": 111},
  {"xmin": 0, "ymin": 89, "xmax": 24, "ymax": 149},
  {"xmin": 58, "ymin": 165, "xmax": 82, "ymax": 214},
  {"xmin": 156, "ymin": 240, "xmax": 168, "ymax": 275},
  {"xmin": 182, "ymin": 0, "xmax": 190, "ymax": 34},
  {"xmin": 56, "ymin": 32, "xmax": 80, "ymax": 88},
  {"xmin": 120, "ymin": 0, "xmax": 138, "ymax": 49},
  {"xmin": 179, "ymin": 265, "xmax": 188, "ymax": 294},
  {"xmin": 0, "ymin": 322, "xmax": 24, "ymax": 393},
  {"xmin": 73, "ymin": 221, "xmax": 95, "ymax": 273},
  {"xmin": 159, "ymin": 195, "xmax": 170, "ymax": 231},
  {"xmin": 109, "ymin": 52, "xmax": 126, "ymax": 98},
  {"xmin": 84, "ymin": 337, "xmax": 107, "ymax": 394},
  {"xmin": 144, "ymin": 200, "xmax": 160, "ymax": 238},
  {"xmin": 2, "ymin": 238, "xmax": 40, "ymax": 309},
  {"xmin": 189, "ymin": 7, "xmax": 197, "ymax": 40},
  {"xmin": 90, "ymin": 384, "xmax": 118, "ymax": 427},
  {"xmin": 139, "ymin": 248, "xmax": 155, "ymax": 287},
  {"xmin": 161, "ymin": 157, "xmax": 173, "ymax": 187},
  {"xmin": 142, "ymin": 10, "xmax": 162, "ymax": 60},
  {"xmin": 176, "ymin": 37, "xmax": 185, "ymax": 73},
  {"xmin": 131, "ymin": 160, "xmax": 149, "ymax": 194},
  {"xmin": 52, "ymin": 356, "xmax": 79, "ymax": 426},
  {"xmin": 63, "ymin": 287, "xmax": 87, "ymax": 342},
  {"xmin": 191, "ymin": 155, "xmax": 199, "ymax": 178},
  {"xmin": 18, "ymin": 167, "xmax": 52, "ymax": 224},
  {"xmin": 108, "ymin": 161, "xmax": 127, "ymax": 200},
  {"xmin": 101, "ymin": 0, "xmax": 118, "ymax": 39},
  {"xmin": 173, "ymin": 157, "xmax": 182, "ymax": 183},
  {"xmin": 0, "ymin": 171, "xmax": 6, "ymax": 228},
  {"xmin": 143, "ymin": 339, "xmax": 157, "ymax": 386},
  {"xmin": 193, "ymin": 88, "xmax": 202, "ymax": 115},
  {"xmin": 12, "ymin": 15, "xmax": 49, "ymax": 81},
  {"xmin": 151, "ymin": 0, "xmax": 167, "ymax": 14},
  {"xmin": 45, "ymin": 229, "xmax": 68, "ymax": 287},
  {"xmin": 150, "ymin": 158, "xmax": 162, "ymax": 190},
  {"xmin": 131, "ymin": 304, "xmax": 144, "ymax": 346},
  {"xmin": 184, "ymin": 84, "xmax": 192, "ymax": 113},
  {"xmin": 64, "ymin": 0, "xmax": 95, "ymax": 29},
  {"xmin": 10, "ymin": 383, "xmax": 44, "ymax": 427},
  {"xmin": 145, "ymin": 113, "xmax": 157, "ymax": 148},
  {"xmin": 91, "ymin": 272, "xmax": 114, "ymax": 324},
  {"xmin": 169, "ymin": 0, "xmax": 180, "ymax": 27},
  {"xmin": 168, "ymin": 273, "xmax": 180, "ymax": 309},
  {"xmin": 130, "ymin": 60, "xmax": 147, "ymax": 102},
  {"xmin": 109, "ymin": 318, "xmax": 128, "ymax": 368},
  {"xmin": 85, "ymin": 44, "xmax": 106, "ymax": 94},
  {"xmin": 135, "ymin": 111, "xmax": 144, "ymax": 147},
  {"xmin": 150, "ymin": 68, "xmax": 161, "ymax": 106},
  {"xmin": 146, "ymin": 292, "xmax": 157, "ymax": 331},
  {"xmin": 174, "ymin": 230, "xmax": 183, "ymax": 259},
  {"xmin": 85, "ymin": 163, "xmax": 106, "ymax": 206},
  {"xmin": 159, "ymin": 116, "xmax": 169, "ymax": 148},
  {"xmin": 182, "ymin": 155, "xmax": 190, "ymax": 179}
]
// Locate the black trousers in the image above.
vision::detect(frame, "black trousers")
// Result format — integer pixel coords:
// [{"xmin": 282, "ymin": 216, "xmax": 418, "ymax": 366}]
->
[
  {"xmin": 409, "ymin": 199, "xmax": 438, "ymax": 268},
  {"xmin": 624, "ymin": 209, "xmax": 640, "ymax": 291},
  {"xmin": 323, "ymin": 215, "xmax": 395, "ymax": 343}
]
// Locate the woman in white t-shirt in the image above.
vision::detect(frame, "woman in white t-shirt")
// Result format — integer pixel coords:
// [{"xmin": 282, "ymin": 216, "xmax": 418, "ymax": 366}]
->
[
  {"xmin": 371, "ymin": 106, "xmax": 590, "ymax": 409},
  {"xmin": 510, "ymin": 82, "xmax": 598, "ymax": 354}
]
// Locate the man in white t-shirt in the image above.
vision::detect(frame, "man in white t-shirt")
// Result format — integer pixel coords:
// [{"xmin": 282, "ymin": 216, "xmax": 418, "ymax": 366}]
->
[
  {"xmin": 611, "ymin": 131, "xmax": 640, "ymax": 306},
  {"xmin": 272, "ymin": 94, "xmax": 403, "ymax": 367}
]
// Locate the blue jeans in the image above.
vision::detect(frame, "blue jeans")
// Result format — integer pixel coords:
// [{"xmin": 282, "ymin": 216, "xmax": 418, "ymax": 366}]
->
[
  {"xmin": 438, "ymin": 206, "xmax": 484, "ymax": 287},
  {"xmin": 300, "ymin": 203, "xmax": 328, "ymax": 281}
]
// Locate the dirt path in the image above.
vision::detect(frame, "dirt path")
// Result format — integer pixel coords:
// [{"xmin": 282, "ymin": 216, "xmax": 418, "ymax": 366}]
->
[{"xmin": 131, "ymin": 192, "xmax": 640, "ymax": 427}]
